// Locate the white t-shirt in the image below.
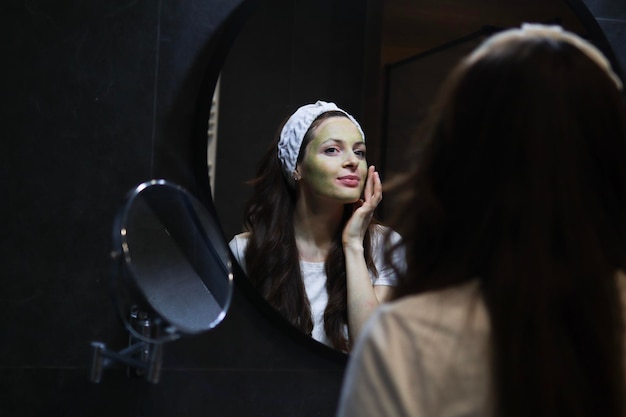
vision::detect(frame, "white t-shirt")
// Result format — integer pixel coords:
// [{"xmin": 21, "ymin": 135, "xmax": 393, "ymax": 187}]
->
[{"xmin": 228, "ymin": 226, "xmax": 402, "ymax": 347}]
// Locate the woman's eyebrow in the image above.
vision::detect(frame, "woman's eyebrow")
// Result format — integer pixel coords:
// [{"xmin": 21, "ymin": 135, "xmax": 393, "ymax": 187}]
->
[
  {"xmin": 319, "ymin": 138, "xmax": 343, "ymax": 146},
  {"xmin": 320, "ymin": 139, "xmax": 365, "ymax": 146}
]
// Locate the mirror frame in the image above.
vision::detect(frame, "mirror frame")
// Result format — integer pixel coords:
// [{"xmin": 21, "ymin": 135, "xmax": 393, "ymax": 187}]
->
[{"xmin": 195, "ymin": 0, "xmax": 624, "ymax": 360}]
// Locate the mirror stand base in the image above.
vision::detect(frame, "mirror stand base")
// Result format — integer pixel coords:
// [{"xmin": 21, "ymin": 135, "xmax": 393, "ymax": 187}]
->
[{"xmin": 89, "ymin": 340, "xmax": 163, "ymax": 384}]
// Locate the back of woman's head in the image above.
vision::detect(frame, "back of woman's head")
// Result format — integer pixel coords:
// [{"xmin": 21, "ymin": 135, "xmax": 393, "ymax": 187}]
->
[
  {"xmin": 395, "ymin": 24, "xmax": 626, "ymax": 289},
  {"xmin": 390, "ymin": 24, "xmax": 626, "ymax": 417}
]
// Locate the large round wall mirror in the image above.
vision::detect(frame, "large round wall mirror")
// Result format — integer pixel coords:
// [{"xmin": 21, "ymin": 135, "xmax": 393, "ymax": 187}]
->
[{"xmin": 210, "ymin": 0, "xmax": 619, "ymax": 353}]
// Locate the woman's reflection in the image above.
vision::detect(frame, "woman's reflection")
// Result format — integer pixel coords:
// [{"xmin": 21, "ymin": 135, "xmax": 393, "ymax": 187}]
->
[{"xmin": 229, "ymin": 101, "xmax": 404, "ymax": 352}]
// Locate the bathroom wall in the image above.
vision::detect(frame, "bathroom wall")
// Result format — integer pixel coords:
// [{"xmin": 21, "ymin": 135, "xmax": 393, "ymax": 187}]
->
[
  {"xmin": 1, "ymin": 1, "xmax": 346, "ymax": 416},
  {"xmin": 2, "ymin": 0, "xmax": 625, "ymax": 416},
  {"xmin": 581, "ymin": 0, "xmax": 626, "ymax": 76}
]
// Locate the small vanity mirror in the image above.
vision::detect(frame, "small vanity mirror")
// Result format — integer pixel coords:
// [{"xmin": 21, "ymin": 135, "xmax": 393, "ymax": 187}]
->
[{"xmin": 90, "ymin": 179, "xmax": 233, "ymax": 383}]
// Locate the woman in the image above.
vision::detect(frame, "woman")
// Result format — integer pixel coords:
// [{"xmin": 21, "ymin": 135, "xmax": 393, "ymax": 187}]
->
[
  {"xmin": 229, "ymin": 101, "xmax": 402, "ymax": 352},
  {"xmin": 337, "ymin": 24, "xmax": 626, "ymax": 416}
]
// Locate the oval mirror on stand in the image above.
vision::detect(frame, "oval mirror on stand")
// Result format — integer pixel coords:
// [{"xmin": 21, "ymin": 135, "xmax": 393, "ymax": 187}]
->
[{"xmin": 90, "ymin": 179, "xmax": 234, "ymax": 383}]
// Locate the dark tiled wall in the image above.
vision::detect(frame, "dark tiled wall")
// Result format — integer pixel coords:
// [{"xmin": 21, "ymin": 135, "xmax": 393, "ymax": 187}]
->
[
  {"xmin": 3, "ymin": 1, "xmax": 624, "ymax": 416},
  {"xmin": 583, "ymin": 0, "xmax": 626, "ymax": 76},
  {"xmin": 1, "ymin": 0, "xmax": 347, "ymax": 416}
]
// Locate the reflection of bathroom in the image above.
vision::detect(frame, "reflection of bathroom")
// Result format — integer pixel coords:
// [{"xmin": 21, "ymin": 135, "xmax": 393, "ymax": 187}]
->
[
  {"xmin": 212, "ymin": 0, "xmax": 624, "ymax": 240},
  {"xmin": 3, "ymin": 0, "xmax": 625, "ymax": 416}
]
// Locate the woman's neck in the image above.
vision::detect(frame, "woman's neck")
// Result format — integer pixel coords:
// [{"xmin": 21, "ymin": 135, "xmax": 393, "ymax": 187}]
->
[{"xmin": 293, "ymin": 199, "xmax": 344, "ymax": 262}]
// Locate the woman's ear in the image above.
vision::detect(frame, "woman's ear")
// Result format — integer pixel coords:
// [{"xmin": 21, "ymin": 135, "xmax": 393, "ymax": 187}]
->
[{"xmin": 293, "ymin": 167, "xmax": 302, "ymax": 182}]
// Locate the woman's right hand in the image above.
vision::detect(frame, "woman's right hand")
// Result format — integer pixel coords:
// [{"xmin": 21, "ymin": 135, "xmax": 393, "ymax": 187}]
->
[{"xmin": 342, "ymin": 165, "xmax": 382, "ymax": 249}]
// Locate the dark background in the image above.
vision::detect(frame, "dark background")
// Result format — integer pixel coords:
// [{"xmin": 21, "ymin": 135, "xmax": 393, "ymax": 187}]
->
[{"xmin": 2, "ymin": 0, "xmax": 625, "ymax": 416}]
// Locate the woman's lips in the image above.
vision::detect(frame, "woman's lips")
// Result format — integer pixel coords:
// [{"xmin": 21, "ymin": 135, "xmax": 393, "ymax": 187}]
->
[{"xmin": 337, "ymin": 175, "xmax": 360, "ymax": 187}]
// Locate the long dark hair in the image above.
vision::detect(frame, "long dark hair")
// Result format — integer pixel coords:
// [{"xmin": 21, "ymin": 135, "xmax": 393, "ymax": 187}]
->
[
  {"xmin": 388, "ymin": 35, "xmax": 626, "ymax": 416},
  {"xmin": 243, "ymin": 111, "xmax": 376, "ymax": 352}
]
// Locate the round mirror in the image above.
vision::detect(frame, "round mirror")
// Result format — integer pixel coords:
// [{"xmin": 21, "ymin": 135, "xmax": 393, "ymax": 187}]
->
[
  {"xmin": 213, "ymin": 0, "xmax": 613, "ymax": 352},
  {"xmin": 112, "ymin": 179, "xmax": 234, "ymax": 342}
]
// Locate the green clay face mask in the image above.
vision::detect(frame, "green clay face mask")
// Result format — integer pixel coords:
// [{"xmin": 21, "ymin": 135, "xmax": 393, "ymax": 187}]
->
[{"xmin": 297, "ymin": 117, "xmax": 367, "ymax": 204}]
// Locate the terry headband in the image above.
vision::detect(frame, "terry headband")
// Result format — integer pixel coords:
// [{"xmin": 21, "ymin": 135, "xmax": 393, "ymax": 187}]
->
[
  {"xmin": 468, "ymin": 23, "xmax": 623, "ymax": 91},
  {"xmin": 277, "ymin": 100, "xmax": 365, "ymax": 187}
]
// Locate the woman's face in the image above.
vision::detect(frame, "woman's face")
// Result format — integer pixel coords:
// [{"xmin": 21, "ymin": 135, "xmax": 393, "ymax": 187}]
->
[{"xmin": 296, "ymin": 116, "xmax": 367, "ymax": 205}]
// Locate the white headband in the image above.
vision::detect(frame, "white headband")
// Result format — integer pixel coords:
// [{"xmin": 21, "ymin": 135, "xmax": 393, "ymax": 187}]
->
[
  {"xmin": 468, "ymin": 23, "xmax": 623, "ymax": 90},
  {"xmin": 277, "ymin": 100, "xmax": 365, "ymax": 187}
]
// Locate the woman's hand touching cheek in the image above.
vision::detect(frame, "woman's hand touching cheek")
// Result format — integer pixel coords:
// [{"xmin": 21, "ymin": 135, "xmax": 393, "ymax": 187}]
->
[{"xmin": 342, "ymin": 165, "xmax": 382, "ymax": 250}]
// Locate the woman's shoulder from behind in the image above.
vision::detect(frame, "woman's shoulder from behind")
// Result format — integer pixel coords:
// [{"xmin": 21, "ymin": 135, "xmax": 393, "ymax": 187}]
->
[
  {"xmin": 365, "ymin": 280, "xmax": 491, "ymax": 385},
  {"xmin": 377, "ymin": 280, "xmax": 489, "ymax": 340},
  {"xmin": 340, "ymin": 280, "xmax": 492, "ymax": 417}
]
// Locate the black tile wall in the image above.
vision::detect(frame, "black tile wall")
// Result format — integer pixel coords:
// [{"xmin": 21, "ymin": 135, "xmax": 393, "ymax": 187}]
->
[
  {"xmin": 1, "ymin": 0, "xmax": 346, "ymax": 415},
  {"xmin": 583, "ymin": 0, "xmax": 626, "ymax": 19},
  {"xmin": 2, "ymin": 0, "xmax": 625, "ymax": 416},
  {"xmin": 582, "ymin": 0, "xmax": 626, "ymax": 74}
]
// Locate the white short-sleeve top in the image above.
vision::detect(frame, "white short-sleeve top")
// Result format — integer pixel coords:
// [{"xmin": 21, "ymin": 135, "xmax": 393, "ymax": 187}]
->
[{"xmin": 228, "ymin": 226, "xmax": 403, "ymax": 347}]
